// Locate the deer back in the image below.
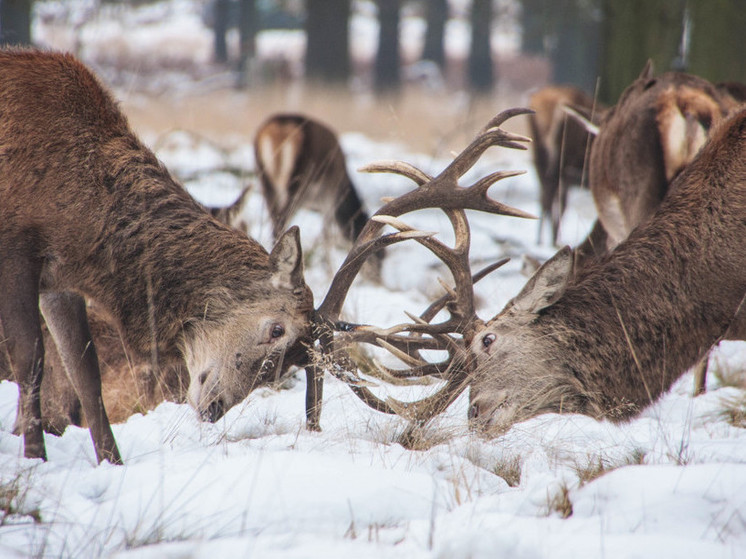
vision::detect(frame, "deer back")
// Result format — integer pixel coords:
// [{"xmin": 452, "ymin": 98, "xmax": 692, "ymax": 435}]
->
[
  {"xmin": 469, "ymin": 106, "xmax": 746, "ymax": 433},
  {"xmin": 589, "ymin": 67, "xmax": 733, "ymax": 248}
]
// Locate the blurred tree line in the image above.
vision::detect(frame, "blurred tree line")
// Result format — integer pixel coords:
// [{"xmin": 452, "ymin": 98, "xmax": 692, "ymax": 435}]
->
[{"xmin": 2, "ymin": 0, "xmax": 745, "ymax": 103}]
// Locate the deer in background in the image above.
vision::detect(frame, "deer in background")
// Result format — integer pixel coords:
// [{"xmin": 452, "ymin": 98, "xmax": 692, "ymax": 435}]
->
[
  {"xmin": 588, "ymin": 62, "xmax": 737, "ymax": 252},
  {"xmin": 0, "ymin": 49, "xmax": 314, "ymax": 464},
  {"xmin": 254, "ymin": 113, "xmax": 373, "ymax": 245},
  {"xmin": 529, "ymin": 85, "xmax": 602, "ymax": 246},
  {"xmin": 466, "ymin": 105, "xmax": 746, "ymax": 433}
]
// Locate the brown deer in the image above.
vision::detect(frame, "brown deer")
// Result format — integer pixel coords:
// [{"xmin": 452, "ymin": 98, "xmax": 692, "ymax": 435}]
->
[
  {"xmin": 528, "ymin": 85, "xmax": 602, "ymax": 246},
  {"xmin": 578, "ymin": 63, "xmax": 741, "ymax": 391},
  {"xmin": 465, "ymin": 106, "xmax": 746, "ymax": 434},
  {"xmin": 588, "ymin": 62, "xmax": 736, "ymax": 251},
  {"xmin": 0, "ymin": 49, "xmax": 314, "ymax": 464},
  {"xmin": 254, "ymin": 113, "xmax": 372, "ymax": 245},
  {"xmin": 314, "ymin": 106, "xmax": 746, "ymax": 438}
]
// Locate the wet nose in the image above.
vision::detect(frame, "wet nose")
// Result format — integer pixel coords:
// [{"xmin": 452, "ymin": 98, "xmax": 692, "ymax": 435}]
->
[{"xmin": 202, "ymin": 398, "xmax": 225, "ymax": 423}]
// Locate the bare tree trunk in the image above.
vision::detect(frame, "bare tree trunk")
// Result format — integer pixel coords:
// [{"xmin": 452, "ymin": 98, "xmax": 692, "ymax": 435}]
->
[
  {"xmin": 599, "ymin": 0, "xmax": 684, "ymax": 104},
  {"xmin": 213, "ymin": 0, "xmax": 230, "ymax": 64},
  {"xmin": 0, "ymin": 0, "xmax": 32, "ymax": 46},
  {"xmin": 468, "ymin": 0, "xmax": 495, "ymax": 92},
  {"xmin": 236, "ymin": 0, "xmax": 258, "ymax": 88},
  {"xmin": 305, "ymin": 0, "xmax": 351, "ymax": 85},
  {"xmin": 375, "ymin": 0, "xmax": 401, "ymax": 92},
  {"xmin": 423, "ymin": 0, "xmax": 447, "ymax": 68}
]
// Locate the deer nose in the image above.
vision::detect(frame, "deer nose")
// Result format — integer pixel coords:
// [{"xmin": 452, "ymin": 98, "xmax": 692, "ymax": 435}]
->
[{"xmin": 203, "ymin": 398, "xmax": 225, "ymax": 423}]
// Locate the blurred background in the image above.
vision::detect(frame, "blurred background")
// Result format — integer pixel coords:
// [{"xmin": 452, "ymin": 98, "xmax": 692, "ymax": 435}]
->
[{"xmin": 1, "ymin": 0, "xmax": 744, "ymax": 154}]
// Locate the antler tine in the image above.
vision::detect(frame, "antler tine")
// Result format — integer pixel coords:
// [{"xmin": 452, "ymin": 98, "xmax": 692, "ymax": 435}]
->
[
  {"xmin": 305, "ymin": 109, "xmax": 534, "ymax": 431},
  {"xmin": 437, "ymin": 108, "xmax": 533, "ymax": 183},
  {"xmin": 481, "ymin": 107, "xmax": 536, "ymax": 132},
  {"xmin": 359, "ymin": 160, "xmax": 433, "ymax": 186}
]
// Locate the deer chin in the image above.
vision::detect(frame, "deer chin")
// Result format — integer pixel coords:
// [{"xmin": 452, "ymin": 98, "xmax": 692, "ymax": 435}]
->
[{"xmin": 187, "ymin": 366, "xmax": 233, "ymax": 423}]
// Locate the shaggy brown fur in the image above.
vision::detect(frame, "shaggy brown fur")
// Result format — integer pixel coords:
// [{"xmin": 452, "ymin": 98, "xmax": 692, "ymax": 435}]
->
[
  {"xmin": 588, "ymin": 63, "xmax": 736, "ymax": 250},
  {"xmin": 0, "ymin": 49, "xmax": 313, "ymax": 464}
]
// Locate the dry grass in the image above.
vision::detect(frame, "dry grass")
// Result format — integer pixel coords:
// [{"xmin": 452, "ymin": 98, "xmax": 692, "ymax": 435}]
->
[
  {"xmin": 119, "ymin": 82, "xmax": 531, "ymax": 158},
  {"xmin": 493, "ymin": 455, "xmax": 522, "ymax": 487},
  {"xmin": 547, "ymin": 483, "xmax": 573, "ymax": 519},
  {"xmin": 0, "ymin": 471, "xmax": 41, "ymax": 525},
  {"xmin": 574, "ymin": 449, "xmax": 647, "ymax": 487},
  {"xmin": 718, "ymin": 394, "xmax": 746, "ymax": 428}
]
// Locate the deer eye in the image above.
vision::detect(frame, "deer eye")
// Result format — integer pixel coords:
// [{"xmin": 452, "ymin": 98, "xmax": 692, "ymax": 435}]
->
[
  {"xmin": 482, "ymin": 333, "xmax": 496, "ymax": 349},
  {"xmin": 270, "ymin": 324, "xmax": 285, "ymax": 339}
]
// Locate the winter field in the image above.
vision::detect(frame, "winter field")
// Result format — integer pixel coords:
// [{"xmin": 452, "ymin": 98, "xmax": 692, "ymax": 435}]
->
[{"xmin": 2, "ymin": 2, "xmax": 746, "ymax": 558}]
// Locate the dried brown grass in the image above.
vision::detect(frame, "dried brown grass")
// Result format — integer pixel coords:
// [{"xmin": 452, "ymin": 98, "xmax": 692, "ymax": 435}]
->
[{"xmin": 120, "ymin": 83, "xmax": 530, "ymax": 157}]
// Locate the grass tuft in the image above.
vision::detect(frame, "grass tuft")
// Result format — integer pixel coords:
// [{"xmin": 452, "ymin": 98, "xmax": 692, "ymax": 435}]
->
[{"xmin": 493, "ymin": 455, "xmax": 522, "ymax": 487}]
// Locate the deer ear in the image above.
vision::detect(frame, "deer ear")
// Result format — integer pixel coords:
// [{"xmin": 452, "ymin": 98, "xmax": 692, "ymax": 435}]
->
[
  {"xmin": 513, "ymin": 246, "xmax": 573, "ymax": 314},
  {"xmin": 269, "ymin": 226, "xmax": 305, "ymax": 290},
  {"xmin": 639, "ymin": 59, "xmax": 654, "ymax": 81}
]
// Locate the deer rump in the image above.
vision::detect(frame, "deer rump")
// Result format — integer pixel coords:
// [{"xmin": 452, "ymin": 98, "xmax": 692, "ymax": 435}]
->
[{"xmin": 254, "ymin": 113, "xmax": 370, "ymax": 244}]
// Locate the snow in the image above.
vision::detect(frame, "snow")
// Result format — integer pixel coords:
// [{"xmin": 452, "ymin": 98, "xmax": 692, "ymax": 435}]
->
[{"xmin": 2, "ymin": 1, "xmax": 746, "ymax": 558}]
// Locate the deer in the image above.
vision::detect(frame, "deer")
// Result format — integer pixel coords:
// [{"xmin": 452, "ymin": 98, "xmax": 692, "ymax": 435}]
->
[
  {"xmin": 0, "ymin": 49, "xmax": 315, "ymax": 465},
  {"xmin": 577, "ymin": 62, "xmax": 742, "ymax": 392},
  {"xmin": 464, "ymin": 105, "xmax": 746, "ymax": 434},
  {"xmin": 253, "ymin": 113, "xmax": 373, "ymax": 247},
  {"xmin": 588, "ymin": 62, "xmax": 737, "ymax": 252},
  {"xmin": 528, "ymin": 85, "xmax": 603, "ymax": 246},
  {"xmin": 0, "ymin": 49, "xmax": 541, "ymax": 463},
  {"xmin": 310, "ymin": 105, "xmax": 746, "ymax": 439}
]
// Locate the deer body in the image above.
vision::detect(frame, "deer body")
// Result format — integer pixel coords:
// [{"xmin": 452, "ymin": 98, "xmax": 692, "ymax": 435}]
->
[
  {"xmin": 529, "ymin": 85, "xmax": 600, "ymax": 245},
  {"xmin": 0, "ymin": 50, "xmax": 313, "ymax": 463},
  {"xmin": 254, "ymin": 113, "xmax": 370, "ymax": 243},
  {"xmin": 468, "ymin": 107, "xmax": 746, "ymax": 432},
  {"xmin": 589, "ymin": 65, "xmax": 735, "ymax": 250}
]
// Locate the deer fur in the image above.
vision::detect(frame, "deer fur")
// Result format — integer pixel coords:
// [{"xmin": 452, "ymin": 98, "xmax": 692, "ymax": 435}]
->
[
  {"xmin": 588, "ymin": 62, "xmax": 736, "ymax": 250},
  {"xmin": 468, "ymin": 106, "xmax": 746, "ymax": 434},
  {"xmin": 0, "ymin": 49, "xmax": 313, "ymax": 464},
  {"xmin": 529, "ymin": 85, "xmax": 602, "ymax": 245},
  {"xmin": 254, "ymin": 113, "xmax": 371, "ymax": 244}
]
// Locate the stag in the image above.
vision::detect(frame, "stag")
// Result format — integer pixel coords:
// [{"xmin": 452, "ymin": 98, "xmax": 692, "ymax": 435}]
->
[
  {"xmin": 0, "ymin": 49, "xmax": 313, "ymax": 464},
  {"xmin": 467, "ymin": 105, "xmax": 746, "ymax": 434},
  {"xmin": 529, "ymin": 85, "xmax": 602, "ymax": 246},
  {"xmin": 254, "ymin": 113, "xmax": 372, "ymax": 244}
]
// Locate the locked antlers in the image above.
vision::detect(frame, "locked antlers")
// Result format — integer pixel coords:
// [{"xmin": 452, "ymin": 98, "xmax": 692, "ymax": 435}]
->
[{"xmin": 304, "ymin": 108, "xmax": 534, "ymax": 428}]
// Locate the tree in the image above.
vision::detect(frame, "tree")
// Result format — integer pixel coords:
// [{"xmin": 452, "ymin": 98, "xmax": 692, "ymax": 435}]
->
[
  {"xmin": 0, "ymin": 0, "xmax": 32, "ymax": 46},
  {"xmin": 598, "ymin": 0, "xmax": 684, "ymax": 104},
  {"xmin": 687, "ymin": 0, "xmax": 746, "ymax": 85},
  {"xmin": 422, "ymin": 0, "xmax": 448, "ymax": 69},
  {"xmin": 235, "ymin": 0, "xmax": 258, "ymax": 88},
  {"xmin": 212, "ymin": 0, "xmax": 231, "ymax": 63},
  {"xmin": 305, "ymin": 0, "xmax": 351, "ymax": 84},
  {"xmin": 374, "ymin": 0, "xmax": 401, "ymax": 92},
  {"xmin": 468, "ymin": 0, "xmax": 495, "ymax": 92}
]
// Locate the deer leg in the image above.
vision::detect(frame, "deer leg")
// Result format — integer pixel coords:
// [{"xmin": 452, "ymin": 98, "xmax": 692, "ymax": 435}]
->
[
  {"xmin": 305, "ymin": 365, "xmax": 323, "ymax": 431},
  {"xmin": 39, "ymin": 292, "xmax": 122, "ymax": 465},
  {"xmin": 0, "ymin": 251, "xmax": 46, "ymax": 460},
  {"xmin": 692, "ymin": 351, "xmax": 708, "ymax": 396}
]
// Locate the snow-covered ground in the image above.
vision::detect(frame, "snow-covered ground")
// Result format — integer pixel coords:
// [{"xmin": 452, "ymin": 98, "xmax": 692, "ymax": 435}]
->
[{"xmin": 1, "ymin": 2, "xmax": 746, "ymax": 558}]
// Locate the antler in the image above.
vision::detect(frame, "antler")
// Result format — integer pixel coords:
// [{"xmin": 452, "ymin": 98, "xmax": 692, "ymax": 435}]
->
[{"xmin": 303, "ymin": 108, "xmax": 535, "ymax": 429}]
